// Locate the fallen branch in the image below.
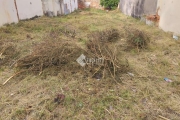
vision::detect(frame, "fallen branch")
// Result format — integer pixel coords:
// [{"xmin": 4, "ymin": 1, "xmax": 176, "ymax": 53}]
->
[
  {"xmin": 3, "ymin": 70, "xmax": 25, "ymax": 85},
  {"xmin": 158, "ymin": 115, "xmax": 170, "ymax": 120}
]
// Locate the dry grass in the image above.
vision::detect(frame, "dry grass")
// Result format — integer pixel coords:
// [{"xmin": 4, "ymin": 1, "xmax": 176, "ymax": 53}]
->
[
  {"xmin": 15, "ymin": 28, "xmax": 128, "ymax": 80},
  {"xmin": 0, "ymin": 9, "xmax": 180, "ymax": 120},
  {"xmin": 15, "ymin": 40, "xmax": 83, "ymax": 75},
  {"xmin": 86, "ymin": 30, "xmax": 129, "ymax": 80},
  {"xmin": 88, "ymin": 28, "xmax": 120, "ymax": 43},
  {"xmin": 0, "ymin": 39, "xmax": 19, "ymax": 66},
  {"xmin": 125, "ymin": 27, "xmax": 150, "ymax": 50}
]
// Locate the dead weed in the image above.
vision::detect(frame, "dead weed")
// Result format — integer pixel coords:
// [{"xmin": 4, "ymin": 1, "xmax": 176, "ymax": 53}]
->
[
  {"xmin": 125, "ymin": 28, "xmax": 150, "ymax": 50},
  {"xmin": 15, "ymin": 28, "xmax": 129, "ymax": 81},
  {"xmin": 88, "ymin": 28, "xmax": 120, "ymax": 43},
  {"xmin": 0, "ymin": 40, "xmax": 18, "ymax": 66}
]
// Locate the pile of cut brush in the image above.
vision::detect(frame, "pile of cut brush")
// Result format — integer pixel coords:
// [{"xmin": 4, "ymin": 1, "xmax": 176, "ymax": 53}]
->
[
  {"xmin": 15, "ymin": 28, "xmax": 129, "ymax": 81},
  {"xmin": 88, "ymin": 28, "xmax": 120, "ymax": 43},
  {"xmin": 15, "ymin": 40, "xmax": 84, "ymax": 74},
  {"xmin": 125, "ymin": 27, "xmax": 150, "ymax": 50},
  {"xmin": 0, "ymin": 39, "xmax": 18, "ymax": 66},
  {"xmin": 86, "ymin": 29, "xmax": 129, "ymax": 80}
]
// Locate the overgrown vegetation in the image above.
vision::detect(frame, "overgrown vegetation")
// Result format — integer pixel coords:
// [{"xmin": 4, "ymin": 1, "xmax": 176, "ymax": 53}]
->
[
  {"xmin": 88, "ymin": 28, "xmax": 120, "ymax": 42},
  {"xmin": 15, "ymin": 28, "xmax": 129, "ymax": 81},
  {"xmin": 100, "ymin": 0, "xmax": 119, "ymax": 9},
  {"xmin": 15, "ymin": 40, "xmax": 82, "ymax": 74},
  {"xmin": 0, "ymin": 9, "xmax": 180, "ymax": 120},
  {"xmin": 0, "ymin": 39, "xmax": 19, "ymax": 66},
  {"xmin": 125, "ymin": 27, "xmax": 150, "ymax": 50},
  {"xmin": 86, "ymin": 29, "xmax": 129, "ymax": 80}
]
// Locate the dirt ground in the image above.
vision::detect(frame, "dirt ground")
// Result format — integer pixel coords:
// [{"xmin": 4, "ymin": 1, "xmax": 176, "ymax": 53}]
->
[{"xmin": 0, "ymin": 9, "xmax": 180, "ymax": 120}]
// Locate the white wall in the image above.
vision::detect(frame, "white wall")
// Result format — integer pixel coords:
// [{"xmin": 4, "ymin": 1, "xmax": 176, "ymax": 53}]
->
[
  {"xmin": 53, "ymin": 0, "xmax": 62, "ymax": 15},
  {"xmin": 63, "ymin": 0, "xmax": 78, "ymax": 14},
  {"xmin": 143, "ymin": 0, "xmax": 157, "ymax": 15},
  {"xmin": 42, "ymin": 0, "xmax": 54, "ymax": 13},
  {"xmin": 157, "ymin": 0, "xmax": 180, "ymax": 35},
  {"xmin": 42, "ymin": 0, "xmax": 78, "ymax": 16},
  {"xmin": 70, "ymin": 0, "xmax": 78, "ymax": 12},
  {"xmin": 0, "ymin": 0, "xmax": 78, "ymax": 27},
  {"xmin": 120, "ymin": 0, "xmax": 157, "ymax": 18},
  {"xmin": 0, "ymin": 0, "xmax": 18, "ymax": 26},
  {"xmin": 15, "ymin": 0, "xmax": 43, "ymax": 20},
  {"xmin": 42, "ymin": 0, "xmax": 62, "ymax": 16}
]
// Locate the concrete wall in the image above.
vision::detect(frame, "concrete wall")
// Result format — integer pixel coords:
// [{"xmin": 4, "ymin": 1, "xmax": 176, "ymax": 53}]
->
[
  {"xmin": 64, "ymin": 0, "xmax": 78, "ymax": 14},
  {"xmin": 42, "ymin": 0, "xmax": 63, "ymax": 16},
  {"xmin": 89, "ymin": 0, "xmax": 100, "ymax": 8},
  {"xmin": 42, "ymin": 0, "xmax": 78, "ymax": 16},
  {"xmin": 157, "ymin": 0, "xmax": 180, "ymax": 35},
  {"xmin": 143, "ymin": 0, "xmax": 158, "ymax": 15},
  {"xmin": 0, "ymin": 0, "xmax": 19, "ymax": 26},
  {"xmin": 120, "ymin": 0, "xmax": 157, "ymax": 18},
  {"xmin": 0, "ymin": 0, "xmax": 78, "ymax": 27},
  {"xmin": 78, "ymin": 0, "xmax": 101, "ymax": 9},
  {"xmin": 16, "ymin": 0, "xmax": 44, "ymax": 20}
]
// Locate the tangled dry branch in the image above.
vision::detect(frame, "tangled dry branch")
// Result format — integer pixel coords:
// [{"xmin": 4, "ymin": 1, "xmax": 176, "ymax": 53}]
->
[
  {"xmin": 87, "ymin": 32, "xmax": 129, "ymax": 81},
  {"xmin": 16, "ymin": 40, "xmax": 83, "ymax": 74},
  {"xmin": 125, "ymin": 27, "xmax": 150, "ymax": 49},
  {"xmin": 15, "ymin": 28, "xmax": 129, "ymax": 81},
  {"xmin": 0, "ymin": 40, "xmax": 18, "ymax": 66}
]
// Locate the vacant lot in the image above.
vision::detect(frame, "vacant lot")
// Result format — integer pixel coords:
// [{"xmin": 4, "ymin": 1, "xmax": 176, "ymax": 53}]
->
[{"xmin": 0, "ymin": 9, "xmax": 180, "ymax": 120}]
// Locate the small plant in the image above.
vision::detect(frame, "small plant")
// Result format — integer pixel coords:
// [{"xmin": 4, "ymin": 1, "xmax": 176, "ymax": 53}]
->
[
  {"xmin": 125, "ymin": 28, "xmax": 150, "ymax": 50},
  {"xmin": 12, "ymin": 109, "xmax": 27, "ymax": 120},
  {"xmin": 100, "ymin": 0, "xmax": 119, "ymax": 9},
  {"xmin": 88, "ymin": 28, "xmax": 120, "ymax": 42}
]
